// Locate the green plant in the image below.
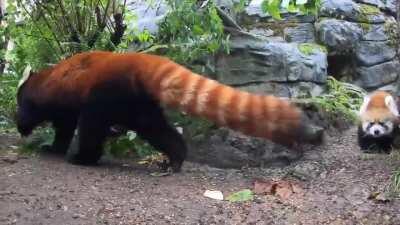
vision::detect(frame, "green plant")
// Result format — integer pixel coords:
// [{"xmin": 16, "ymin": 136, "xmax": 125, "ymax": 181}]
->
[
  {"xmin": 233, "ymin": 0, "xmax": 251, "ymax": 13},
  {"xmin": 391, "ymin": 169, "xmax": 400, "ymax": 194},
  {"xmin": 262, "ymin": 0, "xmax": 321, "ymax": 20},
  {"xmin": 104, "ymin": 131, "xmax": 157, "ymax": 159},
  {"xmin": 0, "ymin": 74, "xmax": 18, "ymax": 128},
  {"xmin": 309, "ymin": 76, "xmax": 366, "ymax": 122},
  {"xmin": 3, "ymin": 0, "xmax": 139, "ymax": 72},
  {"xmin": 19, "ymin": 128, "xmax": 55, "ymax": 154},
  {"xmin": 155, "ymin": 0, "xmax": 228, "ymax": 64}
]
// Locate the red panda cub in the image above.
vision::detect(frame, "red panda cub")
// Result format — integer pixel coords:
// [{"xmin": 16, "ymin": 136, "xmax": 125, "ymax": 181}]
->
[
  {"xmin": 16, "ymin": 51, "xmax": 323, "ymax": 172},
  {"xmin": 358, "ymin": 91, "xmax": 400, "ymax": 153}
]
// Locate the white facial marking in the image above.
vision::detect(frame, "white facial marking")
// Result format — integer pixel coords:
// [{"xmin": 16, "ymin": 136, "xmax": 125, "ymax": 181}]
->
[
  {"xmin": 363, "ymin": 121, "xmax": 394, "ymax": 137},
  {"xmin": 18, "ymin": 65, "xmax": 32, "ymax": 88}
]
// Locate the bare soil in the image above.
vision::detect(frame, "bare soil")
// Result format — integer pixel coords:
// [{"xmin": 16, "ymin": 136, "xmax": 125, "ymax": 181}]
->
[{"xmin": 1, "ymin": 127, "xmax": 399, "ymax": 225}]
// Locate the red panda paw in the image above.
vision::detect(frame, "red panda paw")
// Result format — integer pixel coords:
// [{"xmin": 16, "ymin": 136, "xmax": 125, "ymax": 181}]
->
[{"xmin": 157, "ymin": 159, "xmax": 182, "ymax": 173}]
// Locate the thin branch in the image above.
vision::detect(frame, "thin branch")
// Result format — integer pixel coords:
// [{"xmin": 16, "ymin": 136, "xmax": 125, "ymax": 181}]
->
[
  {"xmin": 36, "ymin": 8, "xmax": 65, "ymax": 52},
  {"xmin": 110, "ymin": 12, "xmax": 126, "ymax": 46},
  {"xmin": 34, "ymin": 1, "xmax": 67, "ymax": 39},
  {"xmin": 56, "ymin": 0, "xmax": 80, "ymax": 43},
  {"xmin": 75, "ymin": 2, "xmax": 82, "ymax": 33},
  {"xmin": 18, "ymin": 0, "xmax": 63, "ymax": 57}
]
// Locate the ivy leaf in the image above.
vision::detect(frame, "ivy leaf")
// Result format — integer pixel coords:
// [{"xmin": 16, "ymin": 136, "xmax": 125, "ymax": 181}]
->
[
  {"xmin": 226, "ymin": 189, "xmax": 254, "ymax": 202},
  {"xmin": 262, "ymin": 0, "xmax": 283, "ymax": 20},
  {"xmin": 288, "ymin": 1, "xmax": 299, "ymax": 13}
]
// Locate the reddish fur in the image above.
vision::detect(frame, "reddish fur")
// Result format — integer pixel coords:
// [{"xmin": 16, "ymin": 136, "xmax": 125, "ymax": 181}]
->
[
  {"xmin": 361, "ymin": 91, "xmax": 397, "ymax": 122},
  {"xmin": 23, "ymin": 51, "xmax": 304, "ymax": 145}
]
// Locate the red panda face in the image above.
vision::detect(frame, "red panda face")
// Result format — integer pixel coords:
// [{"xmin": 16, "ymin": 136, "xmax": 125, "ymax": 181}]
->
[
  {"xmin": 359, "ymin": 91, "xmax": 399, "ymax": 138},
  {"xmin": 362, "ymin": 119, "xmax": 394, "ymax": 137}
]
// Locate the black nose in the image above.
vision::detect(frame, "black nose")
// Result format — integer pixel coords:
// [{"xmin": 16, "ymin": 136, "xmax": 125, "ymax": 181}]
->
[{"xmin": 374, "ymin": 130, "xmax": 380, "ymax": 135}]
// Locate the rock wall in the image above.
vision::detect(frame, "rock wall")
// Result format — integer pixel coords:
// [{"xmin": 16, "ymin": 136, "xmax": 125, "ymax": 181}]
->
[
  {"xmin": 317, "ymin": 0, "xmax": 399, "ymax": 91},
  {"xmin": 239, "ymin": 0, "xmax": 399, "ymax": 92}
]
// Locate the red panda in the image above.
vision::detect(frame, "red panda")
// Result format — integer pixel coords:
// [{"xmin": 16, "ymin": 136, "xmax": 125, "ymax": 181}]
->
[
  {"xmin": 358, "ymin": 90, "xmax": 400, "ymax": 153},
  {"xmin": 16, "ymin": 51, "xmax": 323, "ymax": 172}
]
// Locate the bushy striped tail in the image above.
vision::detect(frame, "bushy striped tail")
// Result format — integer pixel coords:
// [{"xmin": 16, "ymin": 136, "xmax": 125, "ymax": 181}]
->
[{"xmin": 140, "ymin": 56, "xmax": 323, "ymax": 146}]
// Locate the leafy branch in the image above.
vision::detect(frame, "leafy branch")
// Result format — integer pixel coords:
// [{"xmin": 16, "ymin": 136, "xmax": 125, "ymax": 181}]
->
[{"xmin": 262, "ymin": 0, "xmax": 321, "ymax": 20}]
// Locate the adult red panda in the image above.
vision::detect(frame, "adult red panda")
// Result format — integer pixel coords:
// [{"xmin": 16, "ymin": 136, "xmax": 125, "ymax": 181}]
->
[
  {"xmin": 16, "ymin": 51, "xmax": 322, "ymax": 172},
  {"xmin": 358, "ymin": 91, "xmax": 400, "ymax": 153}
]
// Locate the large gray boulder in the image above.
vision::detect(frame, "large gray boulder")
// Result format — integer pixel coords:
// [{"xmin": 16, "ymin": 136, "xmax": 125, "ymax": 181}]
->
[
  {"xmin": 381, "ymin": 0, "xmax": 397, "ymax": 16},
  {"xmin": 354, "ymin": 0, "xmax": 384, "ymax": 8},
  {"xmin": 320, "ymin": 0, "xmax": 385, "ymax": 23},
  {"xmin": 185, "ymin": 128, "xmax": 304, "ymax": 169},
  {"xmin": 284, "ymin": 23, "xmax": 316, "ymax": 43},
  {"xmin": 216, "ymin": 40, "xmax": 327, "ymax": 87},
  {"xmin": 355, "ymin": 60, "xmax": 400, "ymax": 88},
  {"xmin": 316, "ymin": 19, "xmax": 363, "ymax": 53},
  {"xmin": 355, "ymin": 41, "xmax": 396, "ymax": 66},
  {"xmin": 362, "ymin": 24, "xmax": 389, "ymax": 41}
]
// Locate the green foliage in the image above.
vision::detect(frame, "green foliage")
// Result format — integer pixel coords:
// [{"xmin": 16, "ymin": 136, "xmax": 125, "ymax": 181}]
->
[
  {"xmin": 105, "ymin": 131, "xmax": 157, "ymax": 159},
  {"xmin": 164, "ymin": 110, "xmax": 216, "ymax": 143},
  {"xmin": 392, "ymin": 169, "xmax": 400, "ymax": 194},
  {"xmin": 261, "ymin": 0, "xmax": 321, "ymax": 20},
  {"xmin": 233, "ymin": 0, "xmax": 250, "ymax": 13},
  {"xmin": 3, "ymin": 0, "xmax": 139, "ymax": 73},
  {"xmin": 310, "ymin": 76, "xmax": 366, "ymax": 122},
  {"xmin": 19, "ymin": 128, "xmax": 54, "ymax": 154},
  {"xmin": 156, "ymin": 0, "xmax": 228, "ymax": 63},
  {"xmin": 0, "ymin": 74, "xmax": 18, "ymax": 128}
]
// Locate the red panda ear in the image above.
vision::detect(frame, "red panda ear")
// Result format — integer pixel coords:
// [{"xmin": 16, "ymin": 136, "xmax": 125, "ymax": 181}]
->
[
  {"xmin": 385, "ymin": 95, "xmax": 399, "ymax": 117},
  {"xmin": 359, "ymin": 95, "xmax": 370, "ymax": 116},
  {"xmin": 18, "ymin": 65, "xmax": 33, "ymax": 89}
]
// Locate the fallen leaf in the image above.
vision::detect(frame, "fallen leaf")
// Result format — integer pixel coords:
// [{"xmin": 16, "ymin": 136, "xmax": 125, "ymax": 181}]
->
[
  {"xmin": 226, "ymin": 189, "xmax": 254, "ymax": 202},
  {"xmin": 368, "ymin": 191, "xmax": 391, "ymax": 203},
  {"xmin": 254, "ymin": 180, "xmax": 275, "ymax": 194},
  {"xmin": 367, "ymin": 191, "xmax": 380, "ymax": 200},
  {"xmin": 274, "ymin": 181, "xmax": 293, "ymax": 200},
  {"xmin": 203, "ymin": 190, "xmax": 224, "ymax": 200},
  {"xmin": 253, "ymin": 179, "xmax": 303, "ymax": 200},
  {"xmin": 149, "ymin": 171, "xmax": 171, "ymax": 177}
]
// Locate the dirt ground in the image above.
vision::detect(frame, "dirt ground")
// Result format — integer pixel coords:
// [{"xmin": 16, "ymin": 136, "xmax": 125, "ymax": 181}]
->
[{"xmin": 1, "ymin": 127, "xmax": 400, "ymax": 225}]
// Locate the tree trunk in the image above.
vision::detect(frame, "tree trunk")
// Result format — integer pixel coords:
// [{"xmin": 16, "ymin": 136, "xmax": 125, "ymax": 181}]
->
[{"xmin": 0, "ymin": 0, "xmax": 7, "ymax": 75}]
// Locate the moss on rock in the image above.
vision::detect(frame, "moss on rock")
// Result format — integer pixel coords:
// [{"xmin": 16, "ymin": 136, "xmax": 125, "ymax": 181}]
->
[
  {"xmin": 384, "ymin": 20, "xmax": 398, "ymax": 47},
  {"xmin": 298, "ymin": 43, "xmax": 327, "ymax": 56},
  {"xmin": 357, "ymin": 4, "xmax": 380, "ymax": 23},
  {"xmin": 359, "ymin": 22, "xmax": 371, "ymax": 32}
]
